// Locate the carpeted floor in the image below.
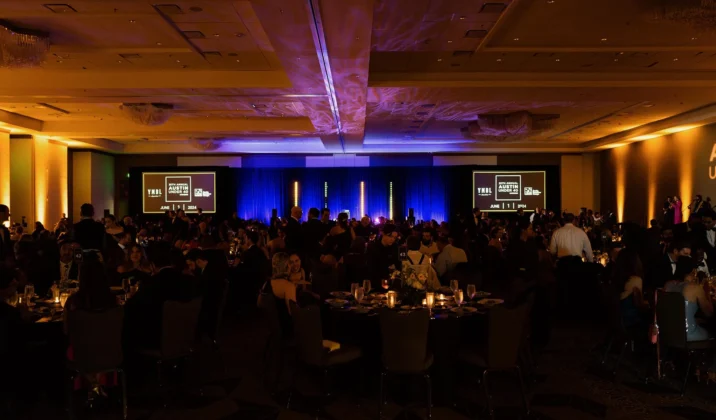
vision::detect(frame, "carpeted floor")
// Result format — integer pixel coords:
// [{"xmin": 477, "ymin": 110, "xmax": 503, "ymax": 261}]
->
[{"xmin": 16, "ymin": 311, "xmax": 716, "ymax": 420}]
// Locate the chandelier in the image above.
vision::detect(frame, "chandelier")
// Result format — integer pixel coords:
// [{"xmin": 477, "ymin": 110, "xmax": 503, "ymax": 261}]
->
[
  {"xmin": 0, "ymin": 20, "xmax": 50, "ymax": 68},
  {"xmin": 120, "ymin": 103, "xmax": 174, "ymax": 126},
  {"xmin": 189, "ymin": 137, "xmax": 224, "ymax": 151}
]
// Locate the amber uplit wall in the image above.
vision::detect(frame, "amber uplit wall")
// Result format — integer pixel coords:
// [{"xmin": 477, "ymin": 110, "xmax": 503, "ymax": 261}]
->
[{"xmin": 600, "ymin": 124, "xmax": 716, "ymax": 225}]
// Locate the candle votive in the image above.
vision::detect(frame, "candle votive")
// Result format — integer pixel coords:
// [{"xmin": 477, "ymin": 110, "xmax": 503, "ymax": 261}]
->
[
  {"xmin": 426, "ymin": 292, "xmax": 435, "ymax": 309},
  {"xmin": 387, "ymin": 291, "xmax": 397, "ymax": 308},
  {"xmin": 52, "ymin": 287, "xmax": 61, "ymax": 303}
]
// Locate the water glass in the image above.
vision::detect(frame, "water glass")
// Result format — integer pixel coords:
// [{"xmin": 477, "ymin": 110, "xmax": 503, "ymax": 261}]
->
[
  {"xmin": 381, "ymin": 279, "xmax": 390, "ymax": 290},
  {"xmin": 455, "ymin": 289, "xmax": 464, "ymax": 306},
  {"xmin": 387, "ymin": 291, "xmax": 397, "ymax": 308},
  {"xmin": 350, "ymin": 283, "xmax": 359, "ymax": 298},
  {"xmin": 354, "ymin": 287, "xmax": 365, "ymax": 307},
  {"xmin": 426, "ymin": 292, "xmax": 435, "ymax": 309},
  {"xmin": 24, "ymin": 284, "xmax": 34, "ymax": 302},
  {"xmin": 450, "ymin": 279, "xmax": 459, "ymax": 294},
  {"xmin": 467, "ymin": 284, "xmax": 476, "ymax": 300},
  {"xmin": 363, "ymin": 279, "xmax": 372, "ymax": 294},
  {"xmin": 59, "ymin": 292, "xmax": 70, "ymax": 308}
]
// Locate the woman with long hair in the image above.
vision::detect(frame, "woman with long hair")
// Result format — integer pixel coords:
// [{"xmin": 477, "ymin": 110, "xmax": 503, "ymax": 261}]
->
[
  {"xmin": 612, "ymin": 247, "xmax": 649, "ymax": 329},
  {"xmin": 324, "ymin": 212, "xmax": 354, "ymax": 259},
  {"xmin": 117, "ymin": 244, "xmax": 152, "ymax": 286},
  {"xmin": 672, "ymin": 196, "xmax": 683, "ymax": 225}
]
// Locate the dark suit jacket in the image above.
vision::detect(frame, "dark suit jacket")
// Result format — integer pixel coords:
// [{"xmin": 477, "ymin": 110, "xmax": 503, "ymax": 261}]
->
[
  {"xmin": 240, "ymin": 245, "xmax": 269, "ymax": 291},
  {"xmin": 124, "ymin": 267, "xmax": 200, "ymax": 349},
  {"xmin": 0, "ymin": 226, "xmax": 11, "ymax": 263},
  {"xmin": 302, "ymin": 219, "xmax": 326, "ymax": 260},
  {"xmin": 55, "ymin": 260, "xmax": 79, "ymax": 283},
  {"xmin": 652, "ymin": 253, "xmax": 678, "ymax": 289},
  {"xmin": 72, "ymin": 219, "xmax": 106, "ymax": 251},
  {"xmin": 285, "ymin": 217, "xmax": 303, "ymax": 253}
]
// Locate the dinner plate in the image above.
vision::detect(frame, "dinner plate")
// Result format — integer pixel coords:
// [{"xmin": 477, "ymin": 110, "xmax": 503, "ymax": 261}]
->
[
  {"xmin": 450, "ymin": 306, "xmax": 478, "ymax": 313},
  {"xmin": 477, "ymin": 298, "xmax": 504, "ymax": 305},
  {"xmin": 330, "ymin": 291, "xmax": 352, "ymax": 298},
  {"xmin": 400, "ymin": 305, "xmax": 412, "ymax": 310},
  {"xmin": 325, "ymin": 298, "xmax": 348, "ymax": 307},
  {"xmin": 473, "ymin": 291, "xmax": 491, "ymax": 298}
]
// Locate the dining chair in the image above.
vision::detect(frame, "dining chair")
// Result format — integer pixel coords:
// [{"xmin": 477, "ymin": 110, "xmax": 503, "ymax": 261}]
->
[
  {"xmin": 599, "ymin": 284, "xmax": 638, "ymax": 379},
  {"xmin": 458, "ymin": 302, "xmax": 531, "ymax": 418},
  {"xmin": 66, "ymin": 306, "xmax": 126, "ymax": 420},
  {"xmin": 289, "ymin": 302, "xmax": 362, "ymax": 413},
  {"xmin": 138, "ymin": 297, "xmax": 203, "ymax": 400},
  {"xmin": 379, "ymin": 309, "xmax": 432, "ymax": 419},
  {"xmin": 257, "ymin": 291, "xmax": 286, "ymax": 393},
  {"xmin": 656, "ymin": 290, "xmax": 714, "ymax": 395}
]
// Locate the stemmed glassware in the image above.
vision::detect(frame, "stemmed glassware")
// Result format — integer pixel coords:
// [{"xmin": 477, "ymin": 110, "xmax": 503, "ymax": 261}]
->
[
  {"xmin": 455, "ymin": 289, "xmax": 464, "ymax": 307},
  {"xmin": 467, "ymin": 284, "xmax": 476, "ymax": 301},
  {"xmin": 354, "ymin": 287, "xmax": 365, "ymax": 308},
  {"xmin": 363, "ymin": 279, "xmax": 372, "ymax": 295},
  {"xmin": 450, "ymin": 279, "xmax": 459, "ymax": 295}
]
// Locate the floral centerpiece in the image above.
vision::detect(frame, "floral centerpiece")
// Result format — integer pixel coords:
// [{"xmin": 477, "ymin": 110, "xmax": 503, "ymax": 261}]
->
[{"xmin": 390, "ymin": 263, "xmax": 433, "ymax": 306}]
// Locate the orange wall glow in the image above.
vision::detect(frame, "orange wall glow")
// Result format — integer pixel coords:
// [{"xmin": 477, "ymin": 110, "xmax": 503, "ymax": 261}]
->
[
  {"xmin": 614, "ymin": 145, "xmax": 627, "ymax": 223},
  {"xmin": 0, "ymin": 132, "xmax": 9, "ymax": 208}
]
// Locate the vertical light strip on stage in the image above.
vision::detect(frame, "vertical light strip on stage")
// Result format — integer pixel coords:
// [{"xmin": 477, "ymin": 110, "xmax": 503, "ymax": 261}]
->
[
  {"xmin": 360, "ymin": 181, "xmax": 365, "ymax": 217},
  {"xmin": 293, "ymin": 181, "xmax": 299, "ymax": 207},
  {"xmin": 389, "ymin": 182, "xmax": 393, "ymax": 221},
  {"xmin": 324, "ymin": 181, "xmax": 328, "ymax": 209}
]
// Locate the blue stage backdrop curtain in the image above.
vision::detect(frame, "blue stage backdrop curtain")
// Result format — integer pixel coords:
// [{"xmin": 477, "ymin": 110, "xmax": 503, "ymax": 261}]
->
[
  {"xmin": 233, "ymin": 167, "xmax": 450, "ymax": 223},
  {"xmin": 235, "ymin": 169, "xmax": 285, "ymax": 222}
]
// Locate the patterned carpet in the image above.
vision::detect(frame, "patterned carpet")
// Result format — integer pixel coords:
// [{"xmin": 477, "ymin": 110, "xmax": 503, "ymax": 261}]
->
[{"xmin": 16, "ymin": 312, "xmax": 716, "ymax": 420}]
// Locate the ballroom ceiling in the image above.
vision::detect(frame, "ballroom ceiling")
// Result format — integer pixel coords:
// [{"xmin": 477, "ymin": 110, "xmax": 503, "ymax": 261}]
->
[{"xmin": 1, "ymin": 0, "xmax": 716, "ymax": 153}]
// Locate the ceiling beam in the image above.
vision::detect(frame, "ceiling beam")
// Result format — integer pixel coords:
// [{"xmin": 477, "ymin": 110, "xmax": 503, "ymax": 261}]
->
[
  {"xmin": 0, "ymin": 70, "xmax": 291, "ymax": 91},
  {"xmin": 581, "ymin": 103, "xmax": 716, "ymax": 150},
  {"xmin": 475, "ymin": 0, "xmax": 523, "ymax": 52},
  {"xmin": 485, "ymin": 46, "xmax": 716, "ymax": 53},
  {"xmin": 41, "ymin": 117, "xmax": 315, "ymax": 137},
  {"xmin": 369, "ymin": 72, "xmax": 716, "ymax": 88},
  {"xmin": 67, "ymin": 138, "xmax": 125, "ymax": 152},
  {"xmin": 0, "ymin": 109, "xmax": 43, "ymax": 131}
]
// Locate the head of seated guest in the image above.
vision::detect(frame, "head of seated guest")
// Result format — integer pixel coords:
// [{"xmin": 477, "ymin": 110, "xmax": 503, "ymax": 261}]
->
[
  {"xmin": 185, "ymin": 249, "xmax": 209, "ymax": 276},
  {"xmin": 67, "ymin": 259, "xmax": 117, "ymax": 312}
]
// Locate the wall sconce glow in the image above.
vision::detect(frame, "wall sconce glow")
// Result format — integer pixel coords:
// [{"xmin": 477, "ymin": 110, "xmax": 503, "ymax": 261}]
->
[
  {"xmin": 360, "ymin": 181, "xmax": 365, "ymax": 217},
  {"xmin": 389, "ymin": 181, "xmax": 393, "ymax": 221},
  {"xmin": 663, "ymin": 125, "xmax": 700, "ymax": 134},
  {"xmin": 630, "ymin": 134, "xmax": 660, "ymax": 141},
  {"xmin": 293, "ymin": 181, "xmax": 299, "ymax": 207},
  {"xmin": 614, "ymin": 146, "xmax": 626, "ymax": 223},
  {"xmin": 324, "ymin": 181, "xmax": 328, "ymax": 208}
]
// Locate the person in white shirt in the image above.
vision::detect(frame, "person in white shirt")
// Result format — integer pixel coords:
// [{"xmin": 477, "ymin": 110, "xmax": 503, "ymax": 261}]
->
[
  {"xmin": 434, "ymin": 236, "xmax": 468, "ymax": 279},
  {"xmin": 549, "ymin": 213, "xmax": 593, "ymax": 262},
  {"xmin": 419, "ymin": 229, "xmax": 439, "ymax": 256}
]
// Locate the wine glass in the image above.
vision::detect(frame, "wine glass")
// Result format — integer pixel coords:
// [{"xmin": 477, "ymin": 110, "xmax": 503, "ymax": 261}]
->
[
  {"xmin": 354, "ymin": 287, "xmax": 365, "ymax": 308},
  {"xmin": 381, "ymin": 279, "xmax": 390, "ymax": 291},
  {"xmin": 350, "ymin": 283, "xmax": 359, "ymax": 298},
  {"xmin": 24, "ymin": 284, "xmax": 34, "ymax": 303},
  {"xmin": 450, "ymin": 279, "xmax": 459, "ymax": 294},
  {"xmin": 59, "ymin": 292, "xmax": 69, "ymax": 308},
  {"xmin": 363, "ymin": 279, "xmax": 372, "ymax": 295},
  {"xmin": 455, "ymin": 289, "xmax": 464, "ymax": 307},
  {"xmin": 467, "ymin": 284, "xmax": 476, "ymax": 301}
]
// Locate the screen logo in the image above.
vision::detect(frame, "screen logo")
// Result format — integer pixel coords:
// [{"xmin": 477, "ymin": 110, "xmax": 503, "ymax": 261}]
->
[
  {"xmin": 495, "ymin": 175, "xmax": 522, "ymax": 201},
  {"xmin": 165, "ymin": 176, "xmax": 192, "ymax": 203},
  {"xmin": 476, "ymin": 187, "xmax": 493, "ymax": 197},
  {"xmin": 147, "ymin": 188, "xmax": 162, "ymax": 198},
  {"xmin": 194, "ymin": 188, "xmax": 212, "ymax": 198}
]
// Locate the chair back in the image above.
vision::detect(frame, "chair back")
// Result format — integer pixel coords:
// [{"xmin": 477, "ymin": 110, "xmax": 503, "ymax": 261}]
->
[
  {"xmin": 160, "ymin": 297, "xmax": 203, "ymax": 360},
  {"xmin": 257, "ymin": 291, "xmax": 282, "ymax": 335},
  {"xmin": 487, "ymin": 302, "xmax": 530, "ymax": 369},
  {"xmin": 380, "ymin": 309, "xmax": 430, "ymax": 373},
  {"xmin": 290, "ymin": 303, "xmax": 326, "ymax": 366},
  {"xmin": 67, "ymin": 306, "xmax": 124, "ymax": 373},
  {"xmin": 656, "ymin": 290, "xmax": 688, "ymax": 349},
  {"xmin": 210, "ymin": 279, "xmax": 230, "ymax": 340}
]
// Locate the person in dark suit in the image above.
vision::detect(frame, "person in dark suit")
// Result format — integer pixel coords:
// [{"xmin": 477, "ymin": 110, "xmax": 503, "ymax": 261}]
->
[
  {"xmin": 320, "ymin": 208, "xmax": 335, "ymax": 232},
  {"xmin": 700, "ymin": 211, "xmax": 716, "ymax": 267},
  {"xmin": 0, "ymin": 205, "xmax": 12, "ymax": 264},
  {"xmin": 124, "ymin": 242, "xmax": 200, "ymax": 351},
  {"xmin": 302, "ymin": 208, "xmax": 325, "ymax": 261},
  {"xmin": 239, "ymin": 230, "xmax": 270, "ymax": 290},
  {"xmin": 105, "ymin": 232, "xmax": 131, "ymax": 284},
  {"xmin": 186, "ymin": 249, "xmax": 228, "ymax": 340},
  {"xmin": 652, "ymin": 239, "xmax": 692, "ymax": 290},
  {"xmin": 72, "ymin": 203, "xmax": 106, "ymax": 251},
  {"xmin": 284, "ymin": 206, "xmax": 303, "ymax": 253},
  {"xmin": 171, "ymin": 210, "xmax": 190, "ymax": 241},
  {"xmin": 56, "ymin": 243, "xmax": 79, "ymax": 284}
]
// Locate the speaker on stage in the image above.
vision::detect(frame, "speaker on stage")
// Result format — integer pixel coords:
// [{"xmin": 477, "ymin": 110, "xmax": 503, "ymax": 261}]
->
[{"xmin": 272, "ymin": 208, "xmax": 278, "ymax": 219}]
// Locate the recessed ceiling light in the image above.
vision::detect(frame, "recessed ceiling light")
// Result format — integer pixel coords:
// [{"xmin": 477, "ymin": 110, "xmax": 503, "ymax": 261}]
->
[
  {"xmin": 547, "ymin": 0, "xmax": 555, "ymax": 3},
  {"xmin": 176, "ymin": 60, "xmax": 181, "ymax": 63},
  {"xmin": 117, "ymin": 60, "xmax": 122, "ymax": 63},
  {"xmin": 673, "ymin": 58, "xmax": 678, "ymax": 61},
  {"xmin": 619, "ymin": 52, "xmax": 624, "ymax": 55},
  {"xmin": 692, "ymin": 37, "xmax": 698, "ymax": 41},
  {"xmin": 555, "ymin": 58, "xmax": 560, "ymax": 62},
  {"xmin": 129, "ymin": 19, "xmax": 136, "ymax": 23},
  {"xmin": 459, "ymin": 16, "xmax": 466, "ymax": 20},
  {"xmin": 156, "ymin": 42, "xmax": 162, "ymax": 46},
  {"xmin": 437, "ymin": 58, "xmax": 442, "ymax": 61},
  {"xmin": 496, "ymin": 58, "xmax": 502, "ymax": 62},
  {"xmin": 57, "ymin": 60, "xmax": 63, "ymax": 63},
  {"xmin": 213, "ymin": 33, "xmax": 220, "ymax": 37},
  {"xmin": 614, "ymin": 58, "xmax": 618, "ymax": 61},
  {"xmin": 601, "ymin": 38, "xmax": 607, "ymax": 41},
  {"xmin": 236, "ymin": 59, "xmax": 240, "ymax": 62},
  {"xmin": 235, "ymin": 33, "xmax": 245, "ymax": 38},
  {"xmin": 513, "ymin": 37, "xmax": 519, "ymax": 41},
  {"xmin": 447, "ymin": 40, "xmax": 453, "ymax": 43}
]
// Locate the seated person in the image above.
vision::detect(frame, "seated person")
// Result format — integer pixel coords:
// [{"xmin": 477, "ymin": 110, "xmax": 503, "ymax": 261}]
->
[
  {"xmin": 117, "ymin": 244, "xmax": 152, "ymax": 286},
  {"xmin": 124, "ymin": 242, "xmax": 200, "ymax": 351},
  {"xmin": 612, "ymin": 248, "xmax": 649, "ymax": 330},
  {"xmin": 402, "ymin": 236, "xmax": 441, "ymax": 291},
  {"xmin": 665, "ymin": 257, "xmax": 713, "ymax": 341},
  {"xmin": 288, "ymin": 253, "xmax": 307, "ymax": 284}
]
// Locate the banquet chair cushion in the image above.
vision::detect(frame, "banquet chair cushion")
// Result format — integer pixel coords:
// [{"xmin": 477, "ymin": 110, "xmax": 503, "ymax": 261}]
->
[
  {"xmin": 324, "ymin": 343, "xmax": 362, "ymax": 366},
  {"xmin": 458, "ymin": 346, "xmax": 487, "ymax": 368},
  {"xmin": 383, "ymin": 353, "xmax": 434, "ymax": 373}
]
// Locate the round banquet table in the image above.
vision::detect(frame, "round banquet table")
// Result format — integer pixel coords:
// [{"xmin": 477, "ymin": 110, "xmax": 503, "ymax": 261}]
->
[{"xmin": 321, "ymin": 289, "xmax": 505, "ymax": 404}]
